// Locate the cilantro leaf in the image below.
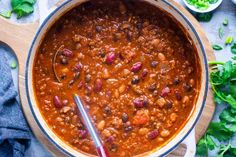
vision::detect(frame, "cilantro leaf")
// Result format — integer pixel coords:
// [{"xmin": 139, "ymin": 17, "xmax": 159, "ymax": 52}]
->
[
  {"xmin": 220, "ymin": 108, "xmax": 236, "ymax": 123},
  {"xmin": 197, "ymin": 134, "xmax": 216, "ymax": 156},
  {"xmin": 196, "ymin": 13, "xmax": 213, "ymax": 22},
  {"xmin": 232, "ymin": 56, "xmax": 236, "ymax": 60},
  {"xmin": 231, "ymin": 44, "xmax": 236, "ymax": 54},
  {"xmin": 207, "ymin": 122, "xmax": 234, "ymax": 141},
  {"xmin": 11, "ymin": 0, "xmax": 36, "ymax": 19},
  {"xmin": 218, "ymin": 144, "xmax": 236, "ymax": 157}
]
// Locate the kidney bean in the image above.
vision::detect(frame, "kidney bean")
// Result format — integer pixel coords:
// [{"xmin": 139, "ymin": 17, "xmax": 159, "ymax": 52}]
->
[
  {"xmin": 78, "ymin": 129, "xmax": 87, "ymax": 139},
  {"xmin": 133, "ymin": 97, "xmax": 148, "ymax": 108},
  {"xmin": 105, "ymin": 52, "xmax": 116, "ymax": 64},
  {"xmin": 94, "ymin": 78, "xmax": 102, "ymax": 92},
  {"xmin": 53, "ymin": 96, "xmax": 63, "ymax": 108},
  {"xmin": 62, "ymin": 49, "xmax": 73, "ymax": 57},
  {"xmin": 147, "ymin": 130, "xmax": 158, "ymax": 140},
  {"xmin": 78, "ymin": 81, "xmax": 84, "ymax": 89},
  {"xmin": 74, "ymin": 62, "xmax": 83, "ymax": 71},
  {"xmin": 85, "ymin": 85, "xmax": 92, "ymax": 95},
  {"xmin": 161, "ymin": 87, "xmax": 170, "ymax": 97},
  {"xmin": 106, "ymin": 136, "xmax": 115, "ymax": 144},
  {"xmin": 121, "ymin": 113, "xmax": 129, "ymax": 123},
  {"xmin": 131, "ymin": 62, "xmax": 142, "ymax": 72},
  {"xmin": 141, "ymin": 69, "xmax": 148, "ymax": 79}
]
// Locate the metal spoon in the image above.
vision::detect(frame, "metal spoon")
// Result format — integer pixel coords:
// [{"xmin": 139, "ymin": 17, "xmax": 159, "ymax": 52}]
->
[{"xmin": 73, "ymin": 94, "xmax": 109, "ymax": 157}]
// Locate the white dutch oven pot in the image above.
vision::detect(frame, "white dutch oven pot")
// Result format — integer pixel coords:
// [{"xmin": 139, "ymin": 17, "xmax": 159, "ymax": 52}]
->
[{"xmin": 25, "ymin": 0, "xmax": 209, "ymax": 156}]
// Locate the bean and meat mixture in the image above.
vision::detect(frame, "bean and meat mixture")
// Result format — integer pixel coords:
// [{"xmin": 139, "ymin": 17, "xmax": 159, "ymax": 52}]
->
[{"xmin": 33, "ymin": 0, "xmax": 201, "ymax": 156}]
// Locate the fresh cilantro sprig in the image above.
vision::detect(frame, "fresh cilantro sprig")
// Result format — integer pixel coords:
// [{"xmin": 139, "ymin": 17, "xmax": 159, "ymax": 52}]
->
[
  {"xmin": 0, "ymin": 0, "xmax": 36, "ymax": 19},
  {"xmin": 197, "ymin": 61, "xmax": 236, "ymax": 156}
]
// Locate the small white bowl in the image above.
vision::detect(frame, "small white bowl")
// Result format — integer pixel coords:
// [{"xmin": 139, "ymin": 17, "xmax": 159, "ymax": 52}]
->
[{"xmin": 183, "ymin": 0, "xmax": 223, "ymax": 13}]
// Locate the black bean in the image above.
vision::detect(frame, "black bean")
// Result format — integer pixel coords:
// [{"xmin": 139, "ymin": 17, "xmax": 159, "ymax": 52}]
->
[
  {"xmin": 136, "ymin": 22, "xmax": 143, "ymax": 30},
  {"xmin": 104, "ymin": 106, "xmax": 111, "ymax": 115},
  {"xmin": 148, "ymin": 83, "xmax": 156, "ymax": 92},
  {"xmin": 131, "ymin": 75, "xmax": 140, "ymax": 84},
  {"xmin": 61, "ymin": 58, "xmax": 68, "ymax": 65},
  {"xmin": 110, "ymin": 143, "xmax": 118, "ymax": 152},
  {"xmin": 175, "ymin": 92, "xmax": 182, "ymax": 101},
  {"xmin": 183, "ymin": 83, "xmax": 192, "ymax": 92},
  {"xmin": 121, "ymin": 113, "xmax": 129, "ymax": 123},
  {"xmin": 166, "ymin": 101, "xmax": 173, "ymax": 109},
  {"xmin": 126, "ymin": 31, "xmax": 132, "ymax": 41},
  {"xmin": 124, "ymin": 125, "xmax": 133, "ymax": 132},
  {"xmin": 95, "ymin": 25, "xmax": 102, "ymax": 33},
  {"xmin": 153, "ymin": 90, "xmax": 158, "ymax": 96},
  {"xmin": 74, "ymin": 72, "xmax": 80, "ymax": 80},
  {"xmin": 85, "ymin": 74, "xmax": 91, "ymax": 83},
  {"xmin": 173, "ymin": 77, "xmax": 180, "ymax": 85},
  {"xmin": 151, "ymin": 61, "xmax": 158, "ymax": 68},
  {"xmin": 68, "ymin": 80, "xmax": 75, "ymax": 86},
  {"xmin": 60, "ymin": 73, "xmax": 66, "ymax": 80}
]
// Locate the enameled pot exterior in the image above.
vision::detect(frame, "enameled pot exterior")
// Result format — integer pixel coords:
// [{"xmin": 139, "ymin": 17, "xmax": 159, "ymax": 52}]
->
[{"xmin": 25, "ymin": 0, "xmax": 209, "ymax": 156}]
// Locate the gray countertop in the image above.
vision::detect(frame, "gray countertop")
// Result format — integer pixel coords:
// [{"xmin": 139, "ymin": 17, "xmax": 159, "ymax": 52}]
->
[{"xmin": 1, "ymin": 0, "xmax": 236, "ymax": 156}]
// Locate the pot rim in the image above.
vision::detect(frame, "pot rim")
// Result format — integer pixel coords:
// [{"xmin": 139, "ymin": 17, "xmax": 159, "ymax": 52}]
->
[{"xmin": 25, "ymin": 0, "xmax": 209, "ymax": 156}]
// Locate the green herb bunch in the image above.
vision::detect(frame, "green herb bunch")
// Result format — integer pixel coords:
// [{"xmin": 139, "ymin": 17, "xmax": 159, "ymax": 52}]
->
[
  {"xmin": 0, "ymin": 0, "xmax": 36, "ymax": 19},
  {"xmin": 197, "ymin": 61, "xmax": 236, "ymax": 156}
]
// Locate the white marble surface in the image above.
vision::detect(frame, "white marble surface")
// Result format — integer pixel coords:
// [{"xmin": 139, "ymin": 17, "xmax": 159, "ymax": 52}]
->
[{"xmin": 1, "ymin": 0, "xmax": 236, "ymax": 156}]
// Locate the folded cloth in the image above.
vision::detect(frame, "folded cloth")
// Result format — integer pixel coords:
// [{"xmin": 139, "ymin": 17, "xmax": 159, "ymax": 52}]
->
[{"xmin": 0, "ymin": 53, "xmax": 31, "ymax": 157}]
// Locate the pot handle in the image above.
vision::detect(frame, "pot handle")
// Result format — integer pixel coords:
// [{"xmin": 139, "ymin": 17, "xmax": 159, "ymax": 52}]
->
[{"xmin": 182, "ymin": 129, "xmax": 196, "ymax": 157}]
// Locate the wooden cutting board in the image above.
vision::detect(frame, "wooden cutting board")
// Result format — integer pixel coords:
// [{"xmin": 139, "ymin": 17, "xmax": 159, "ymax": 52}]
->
[{"xmin": 0, "ymin": 0, "xmax": 215, "ymax": 156}]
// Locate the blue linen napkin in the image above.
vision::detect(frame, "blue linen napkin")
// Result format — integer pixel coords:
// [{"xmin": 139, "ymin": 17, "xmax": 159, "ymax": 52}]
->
[{"xmin": 0, "ymin": 54, "xmax": 31, "ymax": 157}]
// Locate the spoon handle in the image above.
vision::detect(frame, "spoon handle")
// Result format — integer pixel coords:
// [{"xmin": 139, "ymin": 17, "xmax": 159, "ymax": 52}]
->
[
  {"xmin": 73, "ymin": 94, "xmax": 110, "ymax": 157},
  {"xmin": 97, "ymin": 145, "xmax": 110, "ymax": 157}
]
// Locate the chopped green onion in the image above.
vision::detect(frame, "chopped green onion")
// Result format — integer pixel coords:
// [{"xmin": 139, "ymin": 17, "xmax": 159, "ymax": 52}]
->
[
  {"xmin": 223, "ymin": 18, "xmax": 228, "ymax": 26},
  {"xmin": 186, "ymin": 0, "xmax": 218, "ymax": 10},
  {"xmin": 225, "ymin": 36, "xmax": 234, "ymax": 45},
  {"xmin": 10, "ymin": 60, "xmax": 17, "ymax": 69},
  {"xmin": 218, "ymin": 27, "xmax": 224, "ymax": 39},
  {"xmin": 212, "ymin": 44, "xmax": 223, "ymax": 51},
  {"xmin": 0, "ymin": 11, "xmax": 12, "ymax": 18}
]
